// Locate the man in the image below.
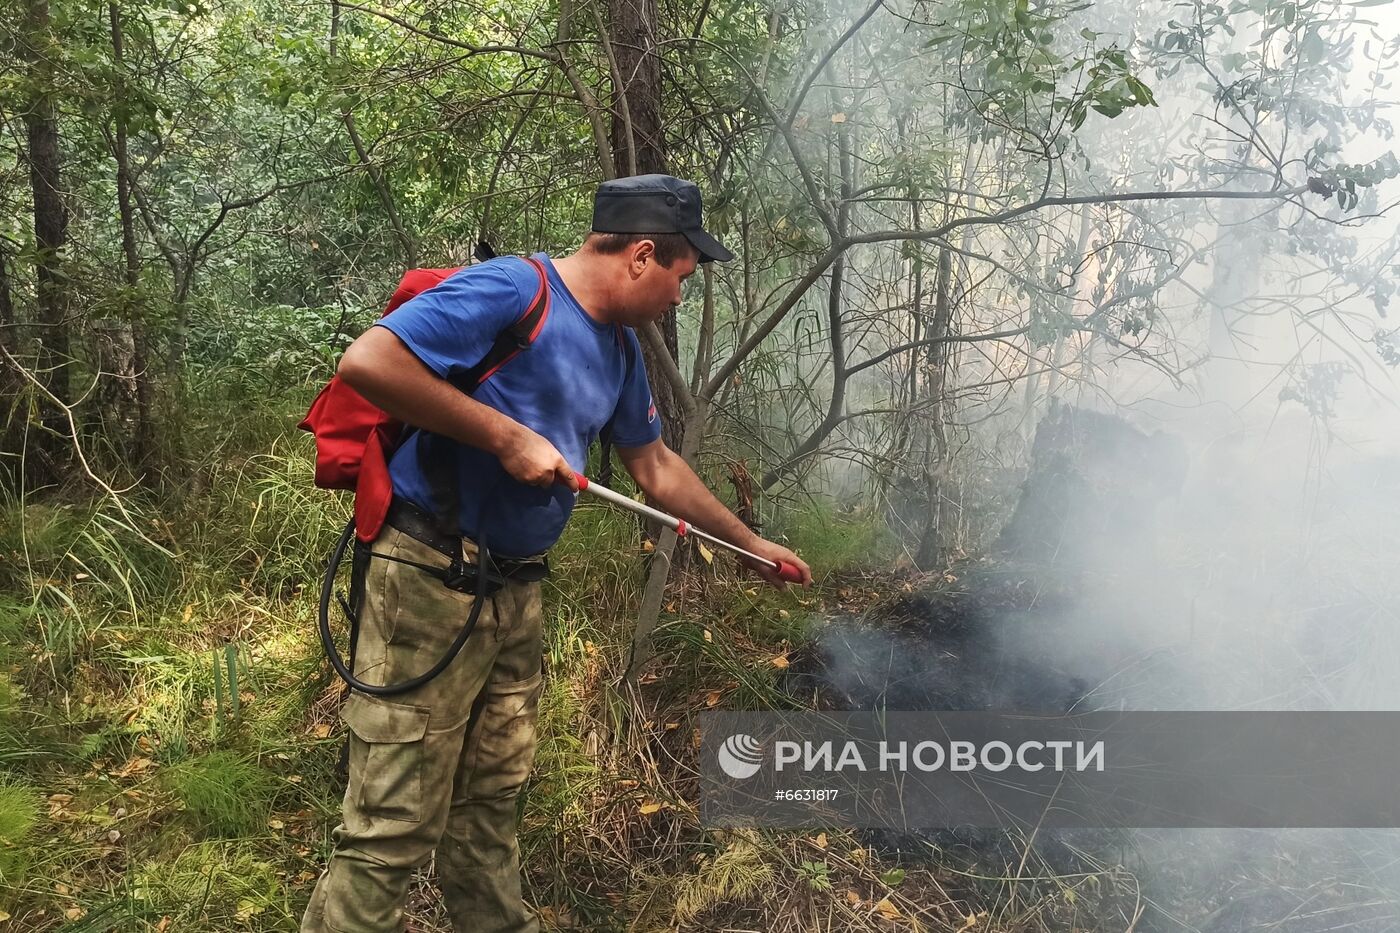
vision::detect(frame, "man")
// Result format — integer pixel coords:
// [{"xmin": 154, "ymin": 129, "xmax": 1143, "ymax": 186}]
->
[{"xmin": 301, "ymin": 174, "xmax": 811, "ymax": 933}]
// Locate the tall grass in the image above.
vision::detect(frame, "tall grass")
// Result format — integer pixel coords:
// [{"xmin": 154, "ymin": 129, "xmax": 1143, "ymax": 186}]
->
[
  {"xmin": 165, "ymin": 751, "xmax": 278, "ymax": 837},
  {"xmin": 0, "ymin": 779, "xmax": 40, "ymax": 884},
  {"xmin": 769, "ymin": 498, "xmax": 896, "ymax": 577}
]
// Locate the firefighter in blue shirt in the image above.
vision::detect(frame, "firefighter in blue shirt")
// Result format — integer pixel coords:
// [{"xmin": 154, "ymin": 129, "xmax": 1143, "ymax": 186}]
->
[{"xmin": 301, "ymin": 175, "xmax": 811, "ymax": 933}]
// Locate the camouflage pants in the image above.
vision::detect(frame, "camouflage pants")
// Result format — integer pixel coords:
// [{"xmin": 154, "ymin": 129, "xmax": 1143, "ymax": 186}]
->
[{"xmin": 302, "ymin": 524, "xmax": 545, "ymax": 933}]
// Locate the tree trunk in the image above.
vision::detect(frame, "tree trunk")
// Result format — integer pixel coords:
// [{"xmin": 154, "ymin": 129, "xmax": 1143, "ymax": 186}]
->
[
  {"xmin": 108, "ymin": 0, "xmax": 152, "ymax": 464},
  {"xmin": 22, "ymin": 0, "xmax": 71, "ymax": 478},
  {"xmin": 624, "ymin": 397, "xmax": 708, "ymax": 683},
  {"xmin": 913, "ymin": 246, "xmax": 953, "ymax": 570},
  {"xmin": 604, "ymin": 0, "xmax": 685, "ymax": 453},
  {"xmin": 0, "ymin": 245, "xmax": 20, "ymax": 473},
  {"xmin": 0, "ymin": 246, "xmax": 13, "ymax": 357}
]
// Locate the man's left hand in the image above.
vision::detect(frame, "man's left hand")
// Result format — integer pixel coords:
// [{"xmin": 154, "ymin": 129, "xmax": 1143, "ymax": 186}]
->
[{"xmin": 742, "ymin": 539, "xmax": 813, "ymax": 590}]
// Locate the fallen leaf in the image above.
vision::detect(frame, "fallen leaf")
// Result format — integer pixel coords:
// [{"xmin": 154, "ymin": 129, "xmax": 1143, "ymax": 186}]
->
[
  {"xmin": 0, "ymin": 910, "xmax": 11, "ymax": 921},
  {"xmin": 845, "ymin": 890, "xmax": 862, "ymax": 906},
  {"xmin": 286, "ymin": 775, "xmax": 302, "ymax": 784},
  {"xmin": 107, "ymin": 830, "xmax": 121, "ymax": 844},
  {"xmin": 642, "ymin": 539, "xmax": 655, "ymax": 552},
  {"xmin": 705, "ymin": 691, "xmax": 721, "ymax": 707},
  {"xmin": 770, "ymin": 654, "xmax": 790, "ymax": 670},
  {"xmin": 697, "ymin": 541, "xmax": 714, "ymax": 565},
  {"xmin": 811, "ymin": 832, "xmax": 828, "ymax": 849},
  {"xmin": 54, "ymin": 882, "xmax": 70, "ymax": 895},
  {"xmin": 664, "ymin": 721, "xmax": 678, "ymax": 730},
  {"xmin": 873, "ymin": 898, "xmax": 901, "ymax": 921},
  {"xmin": 268, "ymin": 818, "xmax": 285, "ymax": 830},
  {"xmin": 112, "ymin": 756, "xmax": 154, "ymax": 778},
  {"xmin": 65, "ymin": 907, "xmax": 86, "ymax": 921},
  {"xmin": 155, "ymin": 918, "xmax": 171, "ymax": 932},
  {"xmin": 778, "ymin": 609, "xmax": 790, "ymax": 620},
  {"xmin": 702, "ymin": 629, "xmax": 712, "ymax": 643},
  {"xmin": 312, "ymin": 724, "xmax": 332, "ymax": 739},
  {"xmin": 638, "ymin": 801, "xmax": 663, "ymax": 815},
  {"xmin": 295, "ymin": 870, "xmax": 316, "ymax": 885},
  {"xmin": 182, "ymin": 604, "xmax": 193, "ymax": 624},
  {"xmin": 235, "ymin": 898, "xmax": 265, "ymax": 921}
]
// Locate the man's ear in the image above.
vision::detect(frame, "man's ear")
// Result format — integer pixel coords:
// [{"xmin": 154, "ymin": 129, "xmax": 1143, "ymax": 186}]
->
[{"xmin": 629, "ymin": 239, "xmax": 657, "ymax": 277}]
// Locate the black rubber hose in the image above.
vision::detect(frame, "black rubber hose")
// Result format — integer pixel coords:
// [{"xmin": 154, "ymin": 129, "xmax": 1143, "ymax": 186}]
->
[{"xmin": 318, "ymin": 516, "xmax": 491, "ymax": 696}]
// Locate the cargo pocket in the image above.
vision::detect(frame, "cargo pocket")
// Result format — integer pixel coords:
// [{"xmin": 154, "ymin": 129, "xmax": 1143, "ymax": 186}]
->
[
  {"xmin": 343, "ymin": 693, "xmax": 431, "ymax": 822},
  {"xmin": 469, "ymin": 669, "xmax": 544, "ymax": 800}
]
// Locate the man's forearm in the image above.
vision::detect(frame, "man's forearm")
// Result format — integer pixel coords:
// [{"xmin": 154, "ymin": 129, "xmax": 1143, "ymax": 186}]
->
[
  {"xmin": 638, "ymin": 445, "xmax": 760, "ymax": 548},
  {"xmin": 339, "ymin": 325, "xmax": 522, "ymax": 457}
]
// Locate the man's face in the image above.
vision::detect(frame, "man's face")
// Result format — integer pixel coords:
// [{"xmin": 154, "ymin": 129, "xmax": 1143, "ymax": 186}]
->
[{"xmin": 617, "ymin": 242, "xmax": 699, "ymax": 327}]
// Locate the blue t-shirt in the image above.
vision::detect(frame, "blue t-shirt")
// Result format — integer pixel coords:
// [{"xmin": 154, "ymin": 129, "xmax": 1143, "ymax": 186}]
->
[{"xmin": 377, "ymin": 253, "xmax": 661, "ymax": 556}]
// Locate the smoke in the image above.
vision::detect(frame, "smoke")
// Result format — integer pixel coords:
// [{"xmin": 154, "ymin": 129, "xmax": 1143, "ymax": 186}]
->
[{"xmin": 761, "ymin": 0, "xmax": 1400, "ymax": 925}]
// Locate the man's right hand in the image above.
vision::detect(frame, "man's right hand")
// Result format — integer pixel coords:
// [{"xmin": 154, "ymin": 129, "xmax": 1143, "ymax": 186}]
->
[{"xmin": 498, "ymin": 425, "xmax": 579, "ymax": 491}]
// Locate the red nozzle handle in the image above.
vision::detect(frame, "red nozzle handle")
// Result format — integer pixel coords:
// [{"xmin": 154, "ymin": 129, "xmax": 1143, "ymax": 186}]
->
[
  {"xmin": 574, "ymin": 472, "xmax": 589, "ymax": 491},
  {"xmin": 773, "ymin": 560, "xmax": 805, "ymax": 584}
]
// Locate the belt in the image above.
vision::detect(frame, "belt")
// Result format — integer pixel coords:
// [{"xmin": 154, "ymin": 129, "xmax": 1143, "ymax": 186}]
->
[{"xmin": 384, "ymin": 497, "xmax": 550, "ymax": 581}]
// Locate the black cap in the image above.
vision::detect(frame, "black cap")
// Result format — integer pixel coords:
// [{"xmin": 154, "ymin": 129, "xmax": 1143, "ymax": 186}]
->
[{"xmin": 591, "ymin": 174, "xmax": 734, "ymax": 263}]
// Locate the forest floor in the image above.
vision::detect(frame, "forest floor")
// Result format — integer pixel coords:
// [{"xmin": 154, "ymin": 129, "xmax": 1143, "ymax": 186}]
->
[{"xmin": 0, "ymin": 460, "xmax": 1144, "ymax": 932}]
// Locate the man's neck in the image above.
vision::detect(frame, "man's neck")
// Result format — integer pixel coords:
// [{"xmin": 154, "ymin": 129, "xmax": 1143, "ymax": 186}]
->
[{"xmin": 549, "ymin": 251, "xmax": 614, "ymax": 325}]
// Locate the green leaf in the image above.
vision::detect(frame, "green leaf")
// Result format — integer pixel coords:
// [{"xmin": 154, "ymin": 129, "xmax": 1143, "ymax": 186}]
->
[{"xmin": 880, "ymin": 868, "xmax": 907, "ymax": 887}]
